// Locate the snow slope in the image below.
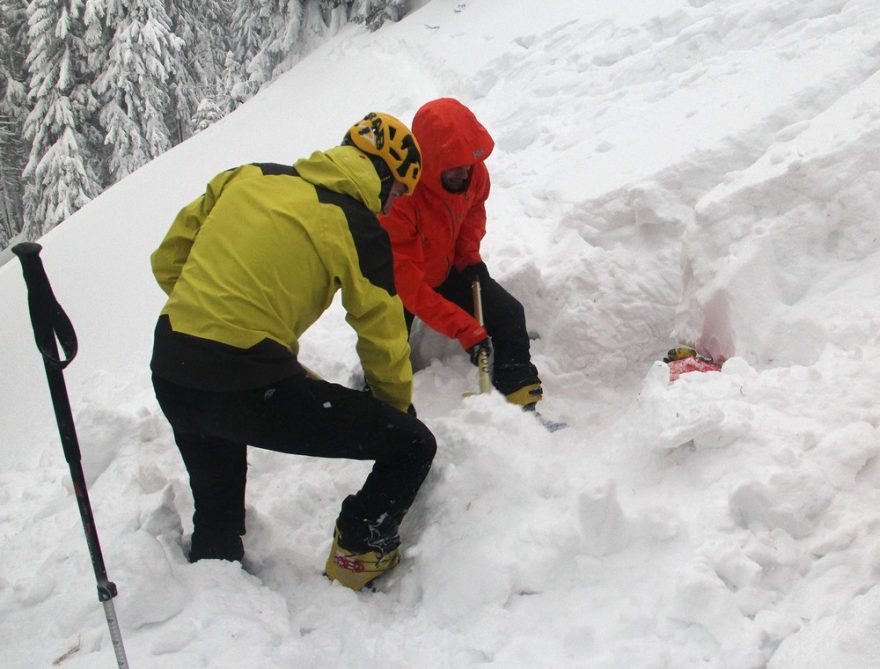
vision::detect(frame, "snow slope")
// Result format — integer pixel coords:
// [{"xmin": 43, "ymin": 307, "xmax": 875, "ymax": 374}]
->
[{"xmin": 1, "ymin": 1, "xmax": 879, "ymax": 667}]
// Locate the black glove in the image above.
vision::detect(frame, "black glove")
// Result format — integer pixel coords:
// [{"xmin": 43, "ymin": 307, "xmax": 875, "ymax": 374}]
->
[
  {"xmin": 460, "ymin": 261, "xmax": 490, "ymax": 284},
  {"xmin": 468, "ymin": 337, "xmax": 492, "ymax": 367}
]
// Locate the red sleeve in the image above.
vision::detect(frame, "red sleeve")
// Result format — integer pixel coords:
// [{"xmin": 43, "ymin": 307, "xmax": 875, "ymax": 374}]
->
[
  {"xmin": 453, "ymin": 163, "xmax": 489, "ymax": 271},
  {"xmin": 381, "ymin": 199, "xmax": 488, "ymax": 350}
]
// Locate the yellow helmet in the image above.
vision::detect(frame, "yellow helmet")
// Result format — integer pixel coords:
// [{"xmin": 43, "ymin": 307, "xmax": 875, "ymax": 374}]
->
[{"xmin": 343, "ymin": 112, "xmax": 422, "ymax": 194}]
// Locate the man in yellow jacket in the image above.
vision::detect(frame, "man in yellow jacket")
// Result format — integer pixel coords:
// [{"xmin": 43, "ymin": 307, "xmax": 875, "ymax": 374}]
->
[{"xmin": 150, "ymin": 113, "xmax": 435, "ymax": 591}]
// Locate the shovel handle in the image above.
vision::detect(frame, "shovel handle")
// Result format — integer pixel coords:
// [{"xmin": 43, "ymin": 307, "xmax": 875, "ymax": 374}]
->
[{"xmin": 471, "ymin": 280, "xmax": 492, "ymax": 394}]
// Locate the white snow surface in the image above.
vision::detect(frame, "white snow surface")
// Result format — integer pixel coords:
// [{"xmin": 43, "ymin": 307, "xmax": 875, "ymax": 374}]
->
[{"xmin": 2, "ymin": 1, "xmax": 880, "ymax": 667}]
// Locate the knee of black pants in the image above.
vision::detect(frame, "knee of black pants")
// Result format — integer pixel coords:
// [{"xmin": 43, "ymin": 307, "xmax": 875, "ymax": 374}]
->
[
  {"xmin": 387, "ymin": 419, "xmax": 437, "ymax": 473},
  {"xmin": 417, "ymin": 426, "xmax": 438, "ymax": 469},
  {"xmin": 484, "ymin": 285, "xmax": 526, "ymax": 331},
  {"xmin": 357, "ymin": 419, "xmax": 436, "ymax": 509},
  {"xmin": 412, "ymin": 430, "xmax": 437, "ymax": 483}
]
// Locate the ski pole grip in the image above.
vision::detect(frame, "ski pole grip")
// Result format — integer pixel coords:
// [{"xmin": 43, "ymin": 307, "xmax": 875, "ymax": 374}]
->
[{"xmin": 12, "ymin": 242, "xmax": 78, "ymax": 369}]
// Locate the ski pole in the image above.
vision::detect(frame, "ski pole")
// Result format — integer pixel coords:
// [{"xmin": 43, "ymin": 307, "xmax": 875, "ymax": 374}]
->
[
  {"xmin": 12, "ymin": 242, "xmax": 130, "ymax": 669},
  {"xmin": 470, "ymin": 279, "xmax": 492, "ymax": 394}
]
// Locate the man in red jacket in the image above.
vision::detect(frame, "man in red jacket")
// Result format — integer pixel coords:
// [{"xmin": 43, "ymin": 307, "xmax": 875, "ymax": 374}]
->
[{"xmin": 380, "ymin": 98, "xmax": 542, "ymax": 408}]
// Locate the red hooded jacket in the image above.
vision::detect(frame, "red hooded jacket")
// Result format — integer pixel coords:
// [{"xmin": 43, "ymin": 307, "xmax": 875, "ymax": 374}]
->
[{"xmin": 379, "ymin": 99, "xmax": 494, "ymax": 350}]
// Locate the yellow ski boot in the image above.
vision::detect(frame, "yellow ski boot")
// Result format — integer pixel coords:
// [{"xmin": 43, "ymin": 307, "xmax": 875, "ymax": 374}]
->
[
  {"xmin": 505, "ymin": 382, "xmax": 543, "ymax": 409},
  {"xmin": 325, "ymin": 528, "xmax": 400, "ymax": 591}
]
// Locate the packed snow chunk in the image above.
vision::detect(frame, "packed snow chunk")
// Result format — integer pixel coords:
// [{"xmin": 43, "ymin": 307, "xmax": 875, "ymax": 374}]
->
[
  {"xmin": 719, "ymin": 355, "xmax": 757, "ymax": 378},
  {"xmin": 667, "ymin": 555, "xmax": 766, "ymax": 667},
  {"xmin": 784, "ymin": 558, "xmax": 865, "ymax": 622},
  {"xmin": 703, "ymin": 542, "xmax": 784, "ymax": 622},
  {"xmin": 702, "ymin": 540, "xmax": 763, "ymax": 593},
  {"xmin": 628, "ymin": 360, "xmax": 749, "ymax": 451},
  {"xmin": 115, "ymin": 530, "xmax": 189, "ymax": 629},
  {"xmin": 74, "ymin": 376, "xmax": 163, "ymax": 487},
  {"xmin": 73, "ymin": 405, "xmax": 129, "ymax": 486},
  {"xmin": 12, "ymin": 573, "xmax": 55, "ymax": 607},
  {"xmin": 149, "ymin": 618, "xmax": 200, "ymax": 656},
  {"xmin": 135, "ymin": 482, "xmax": 184, "ymax": 542},
  {"xmin": 811, "ymin": 421, "xmax": 880, "ymax": 489},
  {"xmin": 418, "ymin": 530, "xmax": 512, "ymax": 623},
  {"xmin": 768, "ymin": 584, "xmax": 880, "ymax": 669},
  {"xmin": 739, "ymin": 528, "xmax": 810, "ymax": 594},
  {"xmin": 728, "ymin": 469, "xmax": 834, "ymax": 539},
  {"xmin": 577, "ymin": 479, "xmax": 630, "ymax": 557}
]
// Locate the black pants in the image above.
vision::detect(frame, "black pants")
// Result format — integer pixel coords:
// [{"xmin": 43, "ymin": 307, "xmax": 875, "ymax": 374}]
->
[
  {"xmin": 410, "ymin": 268, "xmax": 540, "ymax": 395},
  {"xmin": 152, "ymin": 373, "xmax": 436, "ymax": 553}
]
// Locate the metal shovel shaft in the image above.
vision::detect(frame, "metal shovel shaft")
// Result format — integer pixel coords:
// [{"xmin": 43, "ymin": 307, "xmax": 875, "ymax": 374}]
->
[{"xmin": 471, "ymin": 279, "xmax": 492, "ymax": 394}]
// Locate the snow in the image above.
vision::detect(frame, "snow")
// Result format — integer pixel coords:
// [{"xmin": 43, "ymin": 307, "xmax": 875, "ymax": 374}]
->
[{"xmin": 2, "ymin": 0, "xmax": 880, "ymax": 666}]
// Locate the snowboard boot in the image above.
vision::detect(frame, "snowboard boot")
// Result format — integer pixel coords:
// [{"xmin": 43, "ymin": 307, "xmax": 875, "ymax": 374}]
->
[{"xmin": 324, "ymin": 527, "xmax": 400, "ymax": 591}]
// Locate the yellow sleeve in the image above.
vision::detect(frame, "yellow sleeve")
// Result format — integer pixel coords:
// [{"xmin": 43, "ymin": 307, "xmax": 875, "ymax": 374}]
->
[
  {"xmin": 343, "ymin": 289, "xmax": 413, "ymax": 413},
  {"xmin": 328, "ymin": 219, "xmax": 413, "ymax": 412},
  {"xmin": 150, "ymin": 169, "xmax": 235, "ymax": 295}
]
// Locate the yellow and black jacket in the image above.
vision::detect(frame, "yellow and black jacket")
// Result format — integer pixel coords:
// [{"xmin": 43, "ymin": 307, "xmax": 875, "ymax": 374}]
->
[{"xmin": 150, "ymin": 145, "xmax": 413, "ymax": 412}]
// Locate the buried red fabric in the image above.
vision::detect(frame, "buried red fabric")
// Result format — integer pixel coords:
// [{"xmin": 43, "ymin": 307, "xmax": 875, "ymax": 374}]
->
[{"xmin": 663, "ymin": 346, "xmax": 723, "ymax": 382}]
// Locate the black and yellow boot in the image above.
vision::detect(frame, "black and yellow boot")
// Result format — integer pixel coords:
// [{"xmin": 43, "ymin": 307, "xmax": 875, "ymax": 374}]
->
[
  {"xmin": 325, "ymin": 527, "xmax": 400, "ymax": 591},
  {"xmin": 495, "ymin": 362, "xmax": 543, "ymax": 409},
  {"xmin": 505, "ymin": 382, "xmax": 543, "ymax": 409}
]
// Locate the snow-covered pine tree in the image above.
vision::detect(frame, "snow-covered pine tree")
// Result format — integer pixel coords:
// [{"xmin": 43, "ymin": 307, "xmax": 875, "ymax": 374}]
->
[
  {"xmin": 0, "ymin": 0, "xmax": 29, "ymax": 246},
  {"xmin": 194, "ymin": 0, "xmax": 235, "ymax": 87},
  {"xmin": 22, "ymin": 0, "xmax": 101, "ymax": 239},
  {"xmin": 95, "ymin": 0, "xmax": 184, "ymax": 182},
  {"xmin": 2, "ymin": 0, "xmax": 412, "ymax": 250},
  {"xmin": 163, "ymin": 0, "xmax": 197, "ymax": 145},
  {"xmin": 353, "ymin": 0, "xmax": 404, "ymax": 31},
  {"xmin": 237, "ymin": 0, "xmax": 303, "ymax": 94},
  {"xmin": 167, "ymin": 0, "xmax": 233, "ymax": 144},
  {"xmin": 221, "ymin": 49, "xmax": 251, "ymax": 113},
  {"xmin": 191, "ymin": 96, "xmax": 223, "ymax": 134},
  {"xmin": 318, "ymin": 0, "xmax": 404, "ymax": 32},
  {"xmin": 224, "ymin": 0, "xmax": 267, "ymax": 109}
]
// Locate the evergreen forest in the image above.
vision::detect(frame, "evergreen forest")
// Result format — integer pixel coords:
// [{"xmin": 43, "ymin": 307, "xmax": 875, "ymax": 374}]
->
[{"xmin": 0, "ymin": 0, "xmax": 405, "ymax": 249}]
